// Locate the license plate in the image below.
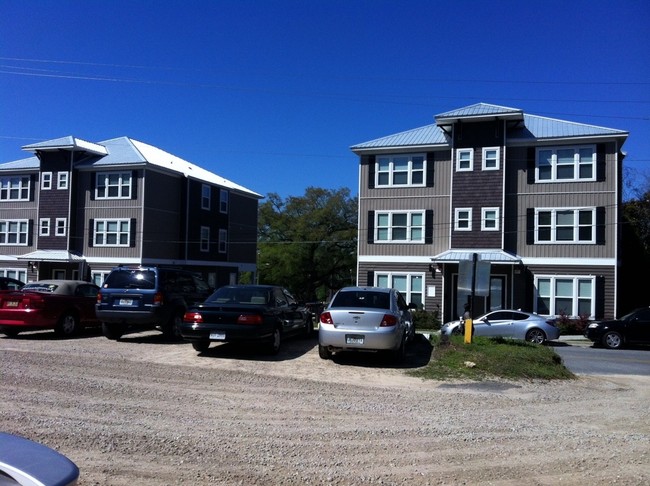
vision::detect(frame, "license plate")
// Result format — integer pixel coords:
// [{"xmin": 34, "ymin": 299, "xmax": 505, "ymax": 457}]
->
[
  {"xmin": 118, "ymin": 299, "xmax": 133, "ymax": 306},
  {"xmin": 346, "ymin": 334, "xmax": 364, "ymax": 345},
  {"xmin": 5, "ymin": 301, "xmax": 19, "ymax": 308},
  {"xmin": 210, "ymin": 332, "xmax": 226, "ymax": 340}
]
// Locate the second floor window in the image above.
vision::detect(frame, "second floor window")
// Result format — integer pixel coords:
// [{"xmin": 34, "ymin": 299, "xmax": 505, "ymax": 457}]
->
[
  {"xmin": 56, "ymin": 218, "xmax": 67, "ymax": 236},
  {"xmin": 536, "ymin": 208, "xmax": 595, "ymax": 243},
  {"xmin": 1, "ymin": 176, "xmax": 30, "ymax": 201},
  {"xmin": 536, "ymin": 145, "xmax": 595, "ymax": 182},
  {"xmin": 39, "ymin": 218, "xmax": 50, "ymax": 236},
  {"xmin": 0, "ymin": 219, "xmax": 29, "ymax": 245},
  {"xmin": 96, "ymin": 172, "xmax": 132, "ymax": 199},
  {"xmin": 220, "ymin": 189, "xmax": 229, "ymax": 213},
  {"xmin": 482, "ymin": 147, "xmax": 500, "ymax": 170},
  {"xmin": 376, "ymin": 154, "xmax": 425, "ymax": 187},
  {"xmin": 57, "ymin": 172, "xmax": 69, "ymax": 190},
  {"xmin": 455, "ymin": 208, "xmax": 472, "ymax": 231},
  {"xmin": 42, "ymin": 172, "xmax": 53, "ymax": 190},
  {"xmin": 376, "ymin": 211, "xmax": 425, "ymax": 243},
  {"xmin": 201, "ymin": 184, "xmax": 211, "ymax": 210},
  {"xmin": 200, "ymin": 226, "xmax": 210, "ymax": 252},
  {"xmin": 94, "ymin": 219, "xmax": 130, "ymax": 246},
  {"xmin": 481, "ymin": 208, "xmax": 499, "ymax": 231},
  {"xmin": 219, "ymin": 229, "xmax": 228, "ymax": 253},
  {"xmin": 456, "ymin": 149, "xmax": 474, "ymax": 172}
]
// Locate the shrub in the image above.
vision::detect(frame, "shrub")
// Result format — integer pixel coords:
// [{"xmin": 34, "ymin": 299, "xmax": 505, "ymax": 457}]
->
[
  {"xmin": 555, "ymin": 311, "xmax": 590, "ymax": 335},
  {"xmin": 412, "ymin": 308, "xmax": 441, "ymax": 331}
]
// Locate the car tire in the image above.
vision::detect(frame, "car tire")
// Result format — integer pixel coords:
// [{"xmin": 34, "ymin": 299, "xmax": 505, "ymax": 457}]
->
[
  {"xmin": 525, "ymin": 328, "xmax": 547, "ymax": 344},
  {"xmin": 602, "ymin": 331, "xmax": 623, "ymax": 349},
  {"xmin": 191, "ymin": 340, "xmax": 210, "ymax": 353},
  {"xmin": 162, "ymin": 312, "xmax": 184, "ymax": 341},
  {"xmin": 55, "ymin": 313, "xmax": 79, "ymax": 337},
  {"xmin": 318, "ymin": 344, "xmax": 332, "ymax": 360},
  {"xmin": 452, "ymin": 326, "xmax": 462, "ymax": 336},
  {"xmin": 267, "ymin": 327, "xmax": 281, "ymax": 354},
  {"xmin": 102, "ymin": 322, "xmax": 124, "ymax": 340}
]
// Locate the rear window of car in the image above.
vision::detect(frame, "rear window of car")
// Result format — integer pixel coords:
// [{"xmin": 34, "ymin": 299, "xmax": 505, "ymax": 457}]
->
[
  {"xmin": 23, "ymin": 283, "xmax": 58, "ymax": 293},
  {"xmin": 206, "ymin": 287, "xmax": 271, "ymax": 305},
  {"xmin": 331, "ymin": 291, "xmax": 390, "ymax": 310},
  {"xmin": 103, "ymin": 270, "xmax": 156, "ymax": 290}
]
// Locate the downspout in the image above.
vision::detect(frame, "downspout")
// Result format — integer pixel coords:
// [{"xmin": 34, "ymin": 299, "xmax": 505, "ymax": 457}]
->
[{"xmin": 185, "ymin": 176, "xmax": 190, "ymax": 263}]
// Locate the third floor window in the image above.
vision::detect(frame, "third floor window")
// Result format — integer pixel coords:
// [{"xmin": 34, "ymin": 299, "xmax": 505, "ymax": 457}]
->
[
  {"xmin": 96, "ymin": 172, "xmax": 132, "ymax": 199},
  {"xmin": 536, "ymin": 145, "xmax": 595, "ymax": 182},
  {"xmin": 0, "ymin": 176, "xmax": 30, "ymax": 201},
  {"xmin": 375, "ymin": 211, "xmax": 425, "ymax": 243},
  {"xmin": 376, "ymin": 154, "xmax": 425, "ymax": 187}
]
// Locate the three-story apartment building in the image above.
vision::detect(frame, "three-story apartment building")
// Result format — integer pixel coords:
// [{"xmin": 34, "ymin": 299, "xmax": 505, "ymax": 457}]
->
[
  {"xmin": 351, "ymin": 103, "xmax": 628, "ymax": 322},
  {"xmin": 0, "ymin": 136, "xmax": 262, "ymax": 287}
]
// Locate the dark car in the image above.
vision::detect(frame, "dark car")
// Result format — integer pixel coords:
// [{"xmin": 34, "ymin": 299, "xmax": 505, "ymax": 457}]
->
[
  {"xmin": 96, "ymin": 266, "xmax": 213, "ymax": 340},
  {"xmin": 0, "ymin": 280, "xmax": 100, "ymax": 338},
  {"xmin": 0, "ymin": 277, "xmax": 24, "ymax": 291},
  {"xmin": 585, "ymin": 307, "xmax": 650, "ymax": 349},
  {"xmin": 179, "ymin": 285, "xmax": 312, "ymax": 354}
]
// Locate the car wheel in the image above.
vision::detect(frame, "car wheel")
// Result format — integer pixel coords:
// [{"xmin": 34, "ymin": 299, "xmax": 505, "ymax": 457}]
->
[
  {"xmin": 267, "ymin": 327, "xmax": 281, "ymax": 354},
  {"xmin": 55, "ymin": 313, "xmax": 79, "ymax": 337},
  {"xmin": 162, "ymin": 312, "xmax": 184, "ymax": 341},
  {"xmin": 318, "ymin": 344, "xmax": 332, "ymax": 360},
  {"xmin": 452, "ymin": 326, "xmax": 462, "ymax": 336},
  {"xmin": 102, "ymin": 322, "xmax": 124, "ymax": 340},
  {"xmin": 525, "ymin": 328, "xmax": 547, "ymax": 344},
  {"xmin": 602, "ymin": 331, "xmax": 623, "ymax": 349},
  {"xmin": 191, "ymin": 340, "xmax": 210, "ymax": 353}
]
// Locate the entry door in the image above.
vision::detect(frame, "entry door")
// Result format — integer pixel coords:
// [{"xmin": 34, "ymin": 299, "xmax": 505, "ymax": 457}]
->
[{"xmin": 488, "ymin": 277, "xmax": 505, "ymax": 312}]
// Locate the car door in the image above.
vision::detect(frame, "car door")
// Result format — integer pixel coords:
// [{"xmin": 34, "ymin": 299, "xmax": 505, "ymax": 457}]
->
[
  {"xmin": 75, "ymin": 284, "xmax": 100, "ymax": 323},
  {"xmin": 626, "ymin": 308, "xmax": 650, "ymax": 344},
  {"xmin": 474, "ymin": 311, "xmax": 515, "ymax": 338}
]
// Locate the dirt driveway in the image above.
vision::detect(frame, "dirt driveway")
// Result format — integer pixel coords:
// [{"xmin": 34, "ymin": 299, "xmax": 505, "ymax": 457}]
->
[{"xmin": 1, "ymin": 330, "xmax": 648, "ymax": 485}]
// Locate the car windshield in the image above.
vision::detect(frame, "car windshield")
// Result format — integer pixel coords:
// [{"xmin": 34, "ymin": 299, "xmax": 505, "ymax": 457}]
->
[
  {"xmin": 206, "ymin": 287, "xmax": 271, "ymax": 305},
  {"xmin": 330, "ymin": 291, "xmax": 390, "ymax": 310},
  {"xmin": 103, "ymin": 270, "xmax": 156, "ymax": 290}
]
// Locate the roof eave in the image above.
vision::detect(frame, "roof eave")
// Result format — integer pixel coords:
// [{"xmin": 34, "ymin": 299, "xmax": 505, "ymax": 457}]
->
[{"xmin": 351, "ymin": 143, "xmax": 448, "ymax": 155}]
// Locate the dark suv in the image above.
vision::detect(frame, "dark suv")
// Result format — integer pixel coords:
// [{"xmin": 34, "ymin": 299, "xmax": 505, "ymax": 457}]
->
[{"xmin": 96, "ymin": 266, "xmax": 212, "ymax": 340}]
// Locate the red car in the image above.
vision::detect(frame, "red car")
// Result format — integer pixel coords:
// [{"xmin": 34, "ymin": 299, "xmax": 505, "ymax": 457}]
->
[{"xmin": 0, "ymin": 280, "xmax": 100, "ymax": 338}]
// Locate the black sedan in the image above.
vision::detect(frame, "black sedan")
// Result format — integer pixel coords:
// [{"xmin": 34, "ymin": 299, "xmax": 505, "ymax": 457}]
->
[
  {"xmin": 179, "ymin": 285, "xmax": 312, "ymax": 354},
  {"xmin": 585, "ymin": 307, "xmax": 650, "ymax": 349}
]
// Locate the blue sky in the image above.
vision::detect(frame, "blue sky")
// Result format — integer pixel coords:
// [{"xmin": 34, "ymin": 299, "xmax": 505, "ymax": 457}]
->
[{"xmin": 1, "ymin": 0, "xmax": 648, "ymax": 200}]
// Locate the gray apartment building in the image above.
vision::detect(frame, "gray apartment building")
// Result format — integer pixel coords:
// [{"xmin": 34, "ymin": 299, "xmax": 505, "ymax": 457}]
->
[
  {"xmin": 351, "ymin": 103, "xmax": 628, "ymax": 323},
  {"xmin": 0, "ymin": 136, "xmax": 262, "ymax": 287}
]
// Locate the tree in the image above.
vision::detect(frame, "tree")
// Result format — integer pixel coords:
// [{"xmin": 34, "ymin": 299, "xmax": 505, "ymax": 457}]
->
[{"xmin": 258, "ymin": 187, "xmax": 357, "ymax": 302}]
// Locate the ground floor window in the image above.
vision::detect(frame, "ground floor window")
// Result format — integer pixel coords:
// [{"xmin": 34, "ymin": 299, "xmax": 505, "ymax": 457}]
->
[
  {"xmin": 375, "ymin": 272, "xmax": 424, "ymax": 308},
  {"xmin": 1, "ymin": 268, "xmax": 27, "ymax": 283},
  {"xmin": 535, "ymin": 275, "xmax": 594, "ymax": 318},
  {"xmin": 91, "ymin": 270, "xmax": 111, "ymax": 287}
]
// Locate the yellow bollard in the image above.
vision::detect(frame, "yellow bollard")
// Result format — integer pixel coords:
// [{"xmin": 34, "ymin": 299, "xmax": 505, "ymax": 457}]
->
[{"xmin": 464, "ymin": 318, "xmax": 473, "ymax": 344}]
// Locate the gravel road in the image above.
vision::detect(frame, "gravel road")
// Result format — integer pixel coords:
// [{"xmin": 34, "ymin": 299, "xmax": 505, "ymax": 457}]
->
[{"xmin": 1, "ymin": 329, "xmax": 648, "ymax": 485}]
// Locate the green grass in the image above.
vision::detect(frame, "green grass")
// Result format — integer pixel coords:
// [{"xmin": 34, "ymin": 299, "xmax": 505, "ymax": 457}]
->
[{"xmin": 409, "ymin": 335, "xmax": 575, "ymax": 381}]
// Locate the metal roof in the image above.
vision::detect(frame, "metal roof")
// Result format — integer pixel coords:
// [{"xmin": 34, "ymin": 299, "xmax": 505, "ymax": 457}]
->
[
  {"xmin": 23, "ymin": 136, "xmax": 108, "ymax": 155},
  {"xmin": 435, "ymin": 103, "xmax": 523, "ymax": 122},
  {"xmin": 351, "ymin": 123, "xmax": 448, "ymax": 151},
  {"xmin": 17, "ymin": 250, "xmax": 85, "ymax": 262},
  {"xmin": 511, "ymin": 114, "xmax": 628, "ymax": 141},
  {"xmin": 431, "ymin": 249, "xmax": 521, "ymax": 265}
]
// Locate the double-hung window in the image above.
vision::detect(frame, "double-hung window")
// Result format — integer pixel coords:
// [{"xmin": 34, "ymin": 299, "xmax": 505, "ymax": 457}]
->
[
  {"xmin": 455, "ymin": 208, "xmax": 472, "ymax": 231},
  {"xmin": 0, "ymin": 176, "xmax": 30, "ymax": 201},
  {"xmin": 482, "ymin": 147, "xmax": 500, "ymax": 170},
  {"xmin": 57, "ymin": 172, "xmax": 69, "ymax": 190},
  {"xmin": 0, "ymin": 219, "xmax": 29, "ymax": 245},
  {"xmin": 376, "ymin": 154, "xmax": 425, "ymax": 187},
  {"xmin": 218, "ymin": 229, "xmax": 228, "ymax": 253},
  {"xmin": 376, "ymin": 272, "xmax": 424, "ymax": 309},
  {"xmin": 536, "ymin": 276, "xmax": 594, "ymax": 318},
  {"xmin": 201, "ymin": 185, "xmax": 211, "ymax": 210},
  {"xmin": 96, "ymin": 172, "xmax": 132, "ymax": 199},
  {"xmin": 375, "ymin": 211, "xmax": 425, "ymax": 243},
  {"xmin": 456, "ymin": 149, "xmax": 473, "ymax": 172},
  {"xmin": 220, "ymin": 189, "xmax": 229, "ymax": 213},
  {"xmin": 200, "ymin": 226, "xmax": 210, "ymax": 252},
  {"xmin": 39, "ymin": 218, "xmax": 50, "ymax": 236},
  {"xmin": 481, "ymin": 208, "xmax": 499, "ymax": 231},
  {"xmin": 536, "ymin": 208, "xmax": 595, "ymax": 243},
  {"xmin": 55, "ymin": 218, "xmax": 67, "ymax": 236},
  {"xmin": 42, "ymin": 173, "xmax": 53, "ymax": 190},
  {"xmin": 536, "ymin": 145, "xmax": 595, "ymax": 182},
  {"xmin": 94, "ymin": 219, "xmax": 130, "ymax": 246}
]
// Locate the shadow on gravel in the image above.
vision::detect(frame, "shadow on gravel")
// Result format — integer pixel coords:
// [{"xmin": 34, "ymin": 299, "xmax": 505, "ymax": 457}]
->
[
  {"xmin": 196, "ymin": 335, "xmax": 318, "ymax": 361},
  {"xmin": 329, "ymin": 333, "xmax": 433, "ymax": 370},
  {"xmin": 2, "ymin": 327, "xmax": 103, "ymax": 341}
]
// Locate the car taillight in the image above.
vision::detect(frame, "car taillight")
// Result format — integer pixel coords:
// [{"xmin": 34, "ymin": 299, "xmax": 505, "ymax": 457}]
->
[
  {"xmin": 380, "ymin": 314, "xmax": 398, "ymax": 327},
  {"xmin": 237, "ymin": 314, "xmax": 263, "ymax": 325},
  {"xmin": 96, "ymin": 292, "xmax": 103, "ymax": 304},
  {"xmin": 183, "ymin": 312, "xmax": 203, "ymax": 323},
  {"xmin": 21, "ymin": 296, "xmax": 44, "ymax": 309},
  {"xmin": 153, "ymin": 292, "xmax": 163, "ymax": 305},
  {"xmin": 320, "ymin": 312, "xmax": 333, "ymax": 324}
]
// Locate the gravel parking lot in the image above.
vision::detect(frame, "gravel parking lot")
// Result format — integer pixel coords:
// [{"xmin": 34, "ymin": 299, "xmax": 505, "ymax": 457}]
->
[{"xmin": 1, "ymin": 330, "xmax": 649, "ymax": 485}]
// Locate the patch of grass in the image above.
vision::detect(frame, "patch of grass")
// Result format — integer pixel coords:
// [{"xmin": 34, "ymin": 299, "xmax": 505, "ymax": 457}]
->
[{"xmin": 409, "ymin": 335, "xmax": 575, "ymax": 381}]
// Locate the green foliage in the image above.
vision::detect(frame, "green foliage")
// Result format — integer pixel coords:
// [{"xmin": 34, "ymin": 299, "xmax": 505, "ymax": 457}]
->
[
  {"xmin": 409, "ymin": 335, "xmax": 574, "ymax": 381},
  {"xmin": 412, "ymin": 309, "xmax": 441, "ymax": 331},
  {"xmin": 555, "ymin": 311, "xmax": 589, "ymax": 335},
  {"xmin": 257, "ymin": 187, "xmax": 357, "ymax": 302}
]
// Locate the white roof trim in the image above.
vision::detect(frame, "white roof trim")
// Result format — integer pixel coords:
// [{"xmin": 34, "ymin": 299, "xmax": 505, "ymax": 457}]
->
[
  {"xmin": 432, "ymin": 249, "xmax": 521, "ymax": 264},
  {"xmin": 16, "ymin": 250, "xmax": 85, "ymax": 262}
]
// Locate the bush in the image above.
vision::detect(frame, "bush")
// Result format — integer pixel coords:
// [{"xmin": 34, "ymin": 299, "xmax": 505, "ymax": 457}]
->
[
  {"xmin": 413, "ymin": 309, "xmax": 441, "ymax": 331},
  {"xmin": 555, "ymin": 311, "xmax": 590, "ymax": 335}
]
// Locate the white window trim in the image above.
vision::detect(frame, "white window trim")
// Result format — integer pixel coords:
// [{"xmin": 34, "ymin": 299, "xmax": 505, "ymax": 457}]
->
[
  {"xmin": 55, "ymin": 218, "xmax": 67, "ymax": 236},
  {"xmin": 39, "ymin": 218, "xmax": 50, "ymax": 236},
  {"xmin": 481, "ymin": 207, "xmax": 500, "ymax": 231},
  {"xmin": 42, "ymin": 172, "xmax": 53, "ymax": 190},
  {"xmin": 1, "ymin": 268, "xmax": 27, "ymax": 282},
  {"xmin": 375, "ymin": 210, "xmax": 425, "ymax": 243},
  {"xmin": 456, "ymin": 148, "xmax": 474, "ymax": 172},
  {"xmin": 454, "ymin": 208, "xmax": 472, "ymax": 231},
  {"xmin": 375, "ymin": 272, "xmax": 426, "ymax": 309},
  {"xmin": 200, "ymin": 226, "xmax": 210, "ymax": 252},
  {"xmin": 201, "ymin": 184, "xmax": 211, "ymax": 210},
  {"xmin": 535, "ymin": 207, "xmax": 596, "ymax": 244},
  {"xmin": 375, "ymin": 154, "xmax": 426, "ymax": 187},
  {"xmin": 91, "ymin": 271, "xmax": 111, "ymax": 287},
  {"xmin": 0, "ymin": 219, "xmax": 29, "ymax": 246},
  {"xmin": 95, "ymin": 172, "xmax": 132, "ymax": 200},
  {"xmin": 218, "ymin": 229, "xmax": 228, "ymax": 254},
  {"xmin": 0, "ymin": 176, "xmax": 31, "ymax": 201},
  {"xmin": 482, "ymin": 147, "xmax": 500, "ymax": 171},
  {"xmin": 57, "ymin": 172, "xmax": 69, "ymax": 190},
  {"xmin": 535, "ymin": 275, "xmax": 595, "ymax": 318},
  {"xmin": 220, "ymin": 189, "xmax": 229, "ymax": 214},
  {"xmin": 93, "ymin": 218, "xmax": 131, "ymax": 247},
  {"xmin": 535, "ymin": 145, "xmax": 596, "ymax": 183}
]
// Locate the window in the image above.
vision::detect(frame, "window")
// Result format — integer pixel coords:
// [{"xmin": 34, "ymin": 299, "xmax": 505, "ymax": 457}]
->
[
  {"xmin": 455, "ymin": 208, "xmax": 472, "ymax": 231},
  {"xmin": 200, "ymin": 226, "xmax": 210, "ymax": 252},
  {"xmin": 536, "ymin": 276, "xmax": 594, "ymax": 318},
  {"xmin": 536, "ymin": 208, "xmax": 595, "ymax": 243},
  {"xmin": 375, "ymin": 211, "xmax": 425, "ymax": 243},
  {"xmin": 39, "ymin": 218, "xmax": 50, "ymax": 236},
  {"xmin": 0, "ymin": 176, "xmax": 30, "ymax": 201},
  {"xmin": 91, "ymin": 271, "xmax": 111, "ymax": 287},
  {"xmin": 536, "ymin": 145, "xmax": 595, "ymax": 182},
  {"xmin": 57, "ymin": 172, "xmax": 69, "ymax": 190},
  {"xmin": 42, "ymin": 172, "xmax": 52, "ymax": 190},
  {"xmin": 0, "ymin": 219, "xmax": 29, "ymax": 245},
  {"xmin": 55, "ymin": 218, "xmax": 67, "ymax": 236},
  {"xmin": 218, "ymin": 229, "xmax": 228, "ymax": 253},
  {"xmin": 456, "ymin": 149, "xmax": 473, "ymax": 172},
  {"xmin": 376, "ymin": 154, "xmax": 425, "ymax": 187},
  {"xmin": 220, "ymin": 189, "xmax": 229, "ymax": 213},
  {"xmin": 1, "ymin": 269, "xmax": 27, "ymax": 283},
  {"xmin": 96, "ymin": 172, "xmax": 132, "ymax": 199},
  {"xmin": 481, "ymin": 208, "xmax": 499, "ymax": 231},
  {"xmin": 94, "ymin": 219, "xmax": 130, "ymax": 246},
  {"xmin": 201, "ymin": 184, "xmax": 211, "ymax": 210},
  {"xmin": 376, "ymin": 272, "xmax": 425, "ymax": 309},
  {"xmin": 482, "ymin": 147, "xmax": 500, "ymax": 170}
]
